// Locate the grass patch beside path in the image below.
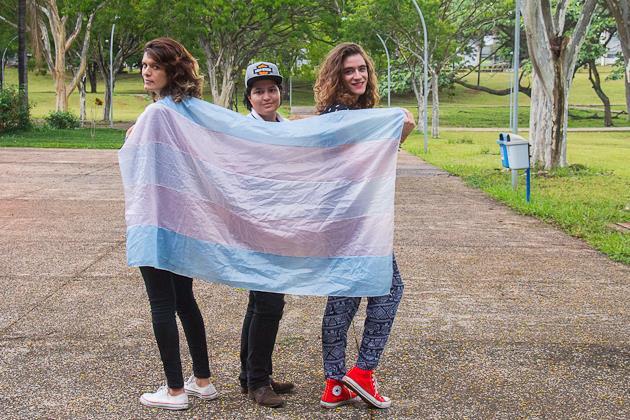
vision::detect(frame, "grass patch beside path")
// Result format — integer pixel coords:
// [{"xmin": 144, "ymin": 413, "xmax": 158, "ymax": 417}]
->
[
  {"xmin": 404, "ymin": 131, "xmax": 630, "ymax": 264},
  {"xmin": 0, "ymin": 127, "xmax": 125, "ymax": 149}
]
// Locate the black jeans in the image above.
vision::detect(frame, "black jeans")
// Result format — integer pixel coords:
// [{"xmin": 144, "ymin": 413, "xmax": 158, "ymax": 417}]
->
[
  {"xmin": 140, "ymin": 266, "xmax": 210, "ymax": 389},
  {"xmin": 239, "ymin": 291, "xmax": 285, "ymax": 390}
]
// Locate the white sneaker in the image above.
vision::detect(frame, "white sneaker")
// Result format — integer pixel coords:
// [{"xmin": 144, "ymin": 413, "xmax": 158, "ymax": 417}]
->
[
  {"xmin": 139, "ymin": 385, "xmax": 189, "ymax": 410},
  {"xmin": 184, "ymin": 375, "xmax": 219, "ymax": 400}
]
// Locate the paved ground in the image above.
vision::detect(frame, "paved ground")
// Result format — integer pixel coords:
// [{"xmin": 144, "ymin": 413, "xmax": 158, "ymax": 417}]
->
[{"xmin": 0, "ymin": 147, "xmax": 628, "ymax": 419}]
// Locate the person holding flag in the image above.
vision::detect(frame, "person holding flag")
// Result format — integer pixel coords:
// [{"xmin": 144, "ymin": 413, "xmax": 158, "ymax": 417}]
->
[
  {"xmin": 238, "ymin": 61, "xmax": 295, "ymax": 408},
  {"xmin": 314, "ymin": 42, "xmax": 415, "ymax": 410}
]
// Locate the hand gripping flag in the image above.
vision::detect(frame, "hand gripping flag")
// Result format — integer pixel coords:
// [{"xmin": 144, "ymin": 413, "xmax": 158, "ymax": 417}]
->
[{"xmin": 119, "ymin": 97, "xmax": 404, "ymax": 296}]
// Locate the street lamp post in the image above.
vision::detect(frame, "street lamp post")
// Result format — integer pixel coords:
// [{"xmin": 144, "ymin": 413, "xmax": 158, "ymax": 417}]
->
[
  {"xmin": 511, "ymin": 0, "xmax": 521, "ymax": 190},
  {"xmin": 376, "ymin": 33, "xmax": 391, "ymax": 107},
  {"xmin": 1, "ymin": 35, "xmax": 18, "ymax": 91},
  {"xmin": 511, "ymin": 0, "xmax": 520, "ymax": 134},
  {"xmin": 109, "ymin": 17, "xmax": 118, "ymax": 128},
  {"xmin": 411, "ymin": 0, "xmax": 429, "ymax": 153}
]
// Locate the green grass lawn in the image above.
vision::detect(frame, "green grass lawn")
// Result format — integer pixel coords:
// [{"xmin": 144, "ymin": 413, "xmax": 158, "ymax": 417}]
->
[
  {"xmin": 0, "ymin": 127, "xmax": 125, "ymax": 149},
  {"xmin": 3, "ymin": 67, "xmax": 629, "ymax": 127},
  {"xmin": 403, "ymin": 131, "xmax": 630, "ymax": 264}
]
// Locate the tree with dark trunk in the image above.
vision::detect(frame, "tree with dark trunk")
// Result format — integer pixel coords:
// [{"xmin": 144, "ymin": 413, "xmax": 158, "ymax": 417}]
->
[
  {"xmin": 87, "ymin": 61, "xmax": 98, "ymax": 93},
  {"xmin": 18, "ymin": 0, "xmax": 28, "ymax": 107},
  {"xmin": 576, "ymin": 4, "xmax": 617, "ymax": 127},
  {"xmin": 95, "ymin": 33, "xmax": 142, "ymax": 121},
  {"xmin": 605, "ymin": 0, "xmax": 630, "ymax": 121},
  {"xmin": 587, "ymin": 61, "xmax": 613, "ymax": 126}
]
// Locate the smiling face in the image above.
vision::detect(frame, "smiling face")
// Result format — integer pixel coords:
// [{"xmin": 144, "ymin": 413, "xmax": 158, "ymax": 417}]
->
[
  {"xmin": 341, "ymin": 53, "xmax": 368, "ymax": 100},
  {"xmin": 247, "ymin": 79, "xmax": 281, "ymax": 121},
  {"xmin": 141, "ymin": 52, "xmax": 168, "ymax": 95}
]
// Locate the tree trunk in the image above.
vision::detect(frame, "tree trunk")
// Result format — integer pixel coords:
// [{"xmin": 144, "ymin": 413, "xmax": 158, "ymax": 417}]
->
[
  {"xmin": 18, "ymin": 0, "xmax": 28, "ymax": 106},
  {"xmin": 27, "ymin": 0, "xmax": 44, "ymax": 72},
  {"xmin": 522, "ymin": 0, "xmax": 597, "ymax": 169},
  {"xmin": 587, "ymin": 60, "xmax": 613, "ymax": 127},
  {"xmin": 103, "ymin": 79, "xmax": 113, "ymax": 121},
  {"xmin": 200, "ymin": 36, "xmax": 237, "ymax": 108},
  {"xmin": 477, "ymin": 37, "xmax": 483, "ymax": 86},
  {"xmin": 88, "ymin": 61, "xmax": 97, "ymax": 93},
  {"xmin": 38, "ymin": 1, "xmax": 100, "ymax": 112},
  {"xmin": 431, "ymin": 69, "xmax": 439, "ymax": 138},
  {"xmin": 605, "ymin": 0, "xmax": 630, "ymax": 120},
  {"xmin": 529, "ymin": 74, "xmax": 570, "ymax": 169},
  {"xmin": 54, "ymin": 61, "xmax": 67, "ymax": 111},
  {"xmin": 410, "ymin": 75, "xmax": 425, "ymax": 133},
  {"xmin": 79, "ymin": 74, "xmax": 86, "ymax": 125}
]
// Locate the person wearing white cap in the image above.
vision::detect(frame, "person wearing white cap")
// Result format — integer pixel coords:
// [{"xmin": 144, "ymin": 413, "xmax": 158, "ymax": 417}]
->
[{"xmin": 238, "ymin": 61, "xmax": 294, "ymax": 409}]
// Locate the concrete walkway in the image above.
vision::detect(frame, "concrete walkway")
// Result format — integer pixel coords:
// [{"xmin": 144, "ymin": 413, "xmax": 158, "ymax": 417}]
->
[{"xmin": 0, "ymin": 148, "xmax": 628, "ymax": 419}]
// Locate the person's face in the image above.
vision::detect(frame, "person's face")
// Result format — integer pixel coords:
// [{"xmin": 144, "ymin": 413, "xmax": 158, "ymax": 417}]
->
[
  {"xmin": 248, "ymin": 79, "xmax": 281, "ymax": 121},
  {"xmin": 141, "ymin": 52, "xmax": 168, "ymax": 95},
  {"xmin": 341, "ymin": 54, "xmax": 368, "ymax": 99}
]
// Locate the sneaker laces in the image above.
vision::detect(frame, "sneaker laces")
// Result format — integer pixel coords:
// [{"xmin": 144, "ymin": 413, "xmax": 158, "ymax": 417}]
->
[
  {"xmin": 155, "ymin": 384, "xmax": 168, "ymax": 395},
  {"xmin": 372, "ymin": 376, "xmax": 381, "ymax": 397}
]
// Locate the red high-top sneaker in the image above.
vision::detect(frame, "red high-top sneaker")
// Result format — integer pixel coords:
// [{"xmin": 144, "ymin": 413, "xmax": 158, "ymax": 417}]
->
[
  {"xmin": 342, "ymin": 366, "xmax": 392, "ymax": 409},
  {"xmin": 320, "ymin": 378, "xmax": 359, "ymax": 408}
]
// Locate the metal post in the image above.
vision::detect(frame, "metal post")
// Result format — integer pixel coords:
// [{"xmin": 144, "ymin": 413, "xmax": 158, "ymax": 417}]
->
[
  {"xmin": 526, "ymin": 167, "xmax": 531, "ymax": 202},
  {"xmin": 511, "ymin": 0, "xmax": 520, "ymax": 134},
  {"xmin": 509, "ymin": 71, "xmax": 513, "ymax": 131},
  {"xmin": 289, "ymin": 75, "xmax": 292, "ymax": 110},
  {"xmin": 376, "ymin": 33, "xmax": 391, "ymax": 107},
  {"xmin": 109, "ymin": 20, "xmax": 116, "ymax": 128},
  {"xmin": 411, "ymin": 0, "xmax": 429, "ymax": 153},
  {"xmin": 512, "ymin": 0, "xmax": 523, "ymax": 192},
  {"xmin": 511, "ymin": 169, "xmax": 518, "ymax": 189},
  {"xmin": 1, "ymin": 36, "xmax": 18, "ymax": 91}
]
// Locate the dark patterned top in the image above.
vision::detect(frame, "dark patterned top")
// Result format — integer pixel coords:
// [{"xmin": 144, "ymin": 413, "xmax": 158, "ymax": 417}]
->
[{"xmin": 321, "ymin": 103, "xmax": 356, "ymax": 114}]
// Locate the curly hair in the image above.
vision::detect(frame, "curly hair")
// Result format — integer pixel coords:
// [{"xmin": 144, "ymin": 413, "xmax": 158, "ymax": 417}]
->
[
  {"xmin": 143, "ymin": 37, "xmax": 203, "ymax": 103},
  {"xmin": 314, "ymin": 43, "xmax": 379, "ymax": 113}
]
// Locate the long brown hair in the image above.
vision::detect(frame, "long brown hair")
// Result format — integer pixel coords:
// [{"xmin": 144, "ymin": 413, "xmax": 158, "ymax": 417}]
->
[
  {"xmin": 143, "ymin": 37, "xmax": 203, "ymax": 103},
  {"xmin": 314, "ymin": 42, "xmax": 379, "ymax": 113}
]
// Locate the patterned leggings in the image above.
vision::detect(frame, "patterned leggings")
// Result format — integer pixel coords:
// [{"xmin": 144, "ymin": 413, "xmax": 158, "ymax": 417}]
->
[{"xmin": 322, "ymin": 255, "xmax": 404, "ymax": 380}]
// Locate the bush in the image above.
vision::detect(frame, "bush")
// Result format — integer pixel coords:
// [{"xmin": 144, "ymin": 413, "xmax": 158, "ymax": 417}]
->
[
  {"xmin": 45, "ymin": 111, "xmax": 80, "ymax": 129},
  {"xmin": 0, "ymin": 87, "xmax": 31, "ymax": 133}
]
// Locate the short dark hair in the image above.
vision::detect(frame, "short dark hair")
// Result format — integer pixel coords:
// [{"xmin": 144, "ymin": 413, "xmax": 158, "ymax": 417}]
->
[{"xmin": 243, "ymin": 78, "xmax": 283, "ymax": 111}]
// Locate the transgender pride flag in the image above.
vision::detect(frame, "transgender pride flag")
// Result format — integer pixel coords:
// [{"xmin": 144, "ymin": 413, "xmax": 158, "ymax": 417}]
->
[{"xmin": 119, "ymin": 97, "xmax": 404, "ymax": 296}]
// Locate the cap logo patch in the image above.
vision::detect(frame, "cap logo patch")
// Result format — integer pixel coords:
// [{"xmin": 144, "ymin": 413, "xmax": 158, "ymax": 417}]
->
[{"xmin": 254, "ymin": 64, "xmax": 273, "ymax": 76}]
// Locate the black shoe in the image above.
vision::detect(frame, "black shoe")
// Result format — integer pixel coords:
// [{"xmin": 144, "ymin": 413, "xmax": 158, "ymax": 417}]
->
[
  {"xmin": 248, "ymin": 385, "xmax": 285, "ymax": 408},
  {"xmin": 241, "ymin": 379, "xmax": 295, "ymax": 395}
]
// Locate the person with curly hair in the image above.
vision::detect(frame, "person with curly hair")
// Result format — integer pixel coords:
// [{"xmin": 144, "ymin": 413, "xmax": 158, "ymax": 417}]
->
[
  {"xmin": 136, "ymin": 37, "xmax": 218, "ymax": 411},
  {"xmin": 314, "ymin": 42, "xmax": 415, "ymax": 410}
]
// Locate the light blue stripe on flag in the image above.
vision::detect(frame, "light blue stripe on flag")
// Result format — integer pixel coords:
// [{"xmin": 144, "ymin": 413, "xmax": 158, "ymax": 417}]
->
[
  {"xmin": 127, "ymin": 225, "xmax": 394, "ymax": 297},
  {"xmin": 157, "ymin": 96, "xmax": 405, "ymax": 147}
]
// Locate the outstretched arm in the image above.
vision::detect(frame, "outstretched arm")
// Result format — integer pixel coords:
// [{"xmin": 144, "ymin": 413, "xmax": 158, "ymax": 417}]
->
[{"xmin": 400, "ymin": 109, "xmax": 416, "ymax": 144}]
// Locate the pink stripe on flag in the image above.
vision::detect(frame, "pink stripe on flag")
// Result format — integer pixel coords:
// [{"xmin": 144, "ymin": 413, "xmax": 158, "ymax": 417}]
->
[{"xmin": 125, "ymin": 184, "xmax": 394, "ymax": 257}]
